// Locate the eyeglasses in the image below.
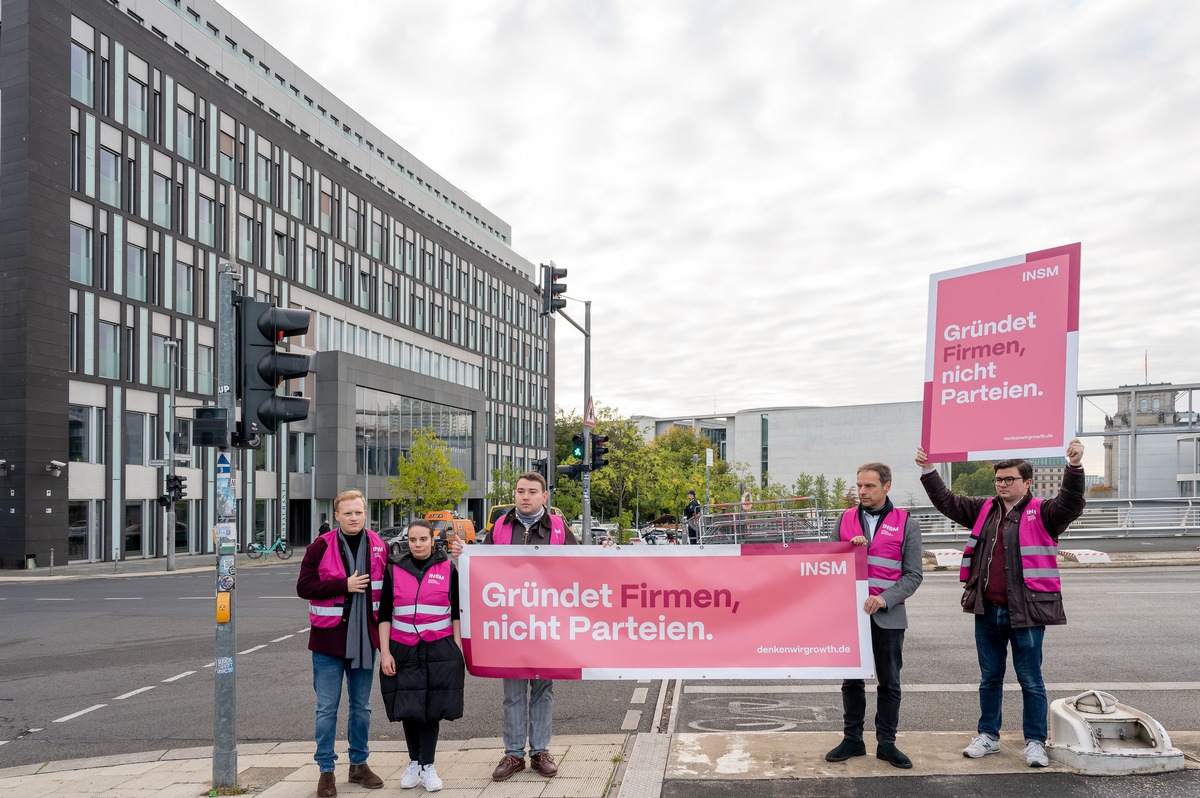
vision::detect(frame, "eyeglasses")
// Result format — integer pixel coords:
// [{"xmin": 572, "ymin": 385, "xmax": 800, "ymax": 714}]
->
[{"xmin": 993, "ymin": 476, "xmax": 1022, "ymax": 486}]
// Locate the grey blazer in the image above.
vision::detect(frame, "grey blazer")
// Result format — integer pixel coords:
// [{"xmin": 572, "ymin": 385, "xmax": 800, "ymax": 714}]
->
[{"xmin": 867, "ymin": 513, "xmax": 924, "ymax": 630}]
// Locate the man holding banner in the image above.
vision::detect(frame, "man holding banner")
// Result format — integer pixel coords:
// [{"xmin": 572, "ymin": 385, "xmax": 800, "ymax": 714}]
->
[
  {"xmin": 484, "ymin": 471, "xmax": 578, "ymax": 781},
  {"xmin": 825, "ymin": 463, "xmax": 924, "ymax": 769},
  {"xmin": 916, "ymin": 440, "xmax": 1085, "ymax": 768}
]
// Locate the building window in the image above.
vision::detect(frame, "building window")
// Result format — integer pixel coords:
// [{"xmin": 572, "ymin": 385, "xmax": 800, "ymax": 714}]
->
[
  {"xmin": 290, "ymin": 174, "xmax": 306, "ymax": 219},
  {"xmin": 125, "ymin": 411, "xmax": 146, "ymax": 465},
  {"xmin": 176, "ymin": 261, "xmax": 194, "ymax": 315},
  {"xmin": 71, "ymin": 42, "xmax": 94, "ymax": 106},
  {"xmin": 302, "ymin": 245, "xmax": 318, "ymax": 288},
  {"xmin": 256, "ymin": 154, "xmax": 272, "ymax": 202},
  {"xmin": 176, "ymin": 107, "xmax": 194, "ymax": 160},
  {"xmin": 68, "ymin": 405, "xmax": 92, "ymax": 462},
  {"xmin": 99, "ymin": 148, "xmax": 121, "ymax": 207},
  {"xmin": 152, "ymin": 173, "xmax": 171, "ymax": 228},
  {"xmin": 151, "ymin": 335, "xmax": 170, "ymax": 388},
  {"xmin": 198, "ymin": 195, "xmax": 216, "ymax": 245},
  {"xmin": 197, "ymin": 344, "xmax": 214, "ymax": 394},
  {"xmin": 70, "ymin": 223, "xmax": 93, "ymax": 285},
  {"xmin": 333, "ymin": 259, "xmax": 347, "ymax": 300},
  {"xmin": 237, "ymin": 214, "xmax": 253, "ymax": 261},
  {"xmin": 126, "ymin": 244, "xmax": 147, "ymax": 300},
  {"xmin": 319, "ymin": 189, "xmax": 333, "ymax": 233},
  {"xmin": 128, "ymin": 76, "xmax": 148, "ymax": 135},
  {"xmin": 98, "ymin": 321, "xmax": 120, "ymax": 379},
  {"xmin": 218, "ymin": 131, "xmax": 235, "ymax": 182}
]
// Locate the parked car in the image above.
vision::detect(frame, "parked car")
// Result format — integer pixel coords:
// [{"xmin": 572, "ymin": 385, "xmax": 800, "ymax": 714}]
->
[{"xmin": 375, "ymin": 526, "xmax": 408, "ymax": 547}]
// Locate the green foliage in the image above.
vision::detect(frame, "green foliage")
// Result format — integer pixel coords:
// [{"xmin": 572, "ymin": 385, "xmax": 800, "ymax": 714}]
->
[
  {"xmin": 386, "ymin": 428, "xmax": 470, "ymax": 517},
  {"xmin": 952, "ymin": 463, "xmax": 997, "ymax": 497},
  {"xmin": 951, "ymin": 460, "xmax": 992, "ymax": 481},
  {"xmin": 487, "ymin": 461, "xmax": 523, "ymax": 505}
]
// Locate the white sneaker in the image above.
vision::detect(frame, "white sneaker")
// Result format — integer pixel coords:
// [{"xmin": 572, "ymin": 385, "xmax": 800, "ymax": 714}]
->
[
  {"xmin": 420, "ymin": 763, "xmax": 443, "ymax": 792},
  {"xmin": 1023, "ymin": 740, "xmax": 1049, "ymax": 767},
  {"xmin": 400, "ymin": 760, "xmax": 421, "ymax": 789},
  {"xmin": 963, "ymin": 734, "xmax": 1001, "ymax": 758}
]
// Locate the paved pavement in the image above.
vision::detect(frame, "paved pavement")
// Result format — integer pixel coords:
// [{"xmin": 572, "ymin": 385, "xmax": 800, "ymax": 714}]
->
[{"xmin": 0, "ymin": 730, "xmax": 1196, "ymax": 797}]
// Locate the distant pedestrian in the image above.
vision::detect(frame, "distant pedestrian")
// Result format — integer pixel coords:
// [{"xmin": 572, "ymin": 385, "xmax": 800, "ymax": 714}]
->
[
  {"xmin": 825, "ymin": 462, "xmax": 923, "ymax": 769},
  {"xmin": 318, "ymin": 515, "xmax": 331, "ymax": 536},
  {"xmin": 378, "ymin": 520, "xmax": 464, "ymax": 792},
  {"xmin": 916, "ymin": 439, "xmax": 1086, "ymax": 768},
  {"xmin": 296, "ymin": 490, "xmax": 388, "ymax": 796},
  {"xmin": 683, "ymin": 490, "xmax": 700, "ymax": 544}
]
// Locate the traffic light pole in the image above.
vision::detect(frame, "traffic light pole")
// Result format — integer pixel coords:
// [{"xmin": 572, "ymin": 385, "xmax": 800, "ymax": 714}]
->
[
  {"xmin": 164, "ymin": 339, "xmax": 178, "ymax": 572},
  {"xmin": 213, "ymin": 264, "xmax": 238, "ymax": 789},
  {"xmin": 555, "ymin": 300, "xmax": 593, "ymax": 544}
]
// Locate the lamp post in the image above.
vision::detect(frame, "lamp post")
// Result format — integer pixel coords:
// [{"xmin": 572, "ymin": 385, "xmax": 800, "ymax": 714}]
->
[
  {"xmin": 164, "ymin": 339, "xmax": 178, "ymax": 572},
  {"xmin": 362, "ymin": 432, "xmax": 372, "ymax": 526}
]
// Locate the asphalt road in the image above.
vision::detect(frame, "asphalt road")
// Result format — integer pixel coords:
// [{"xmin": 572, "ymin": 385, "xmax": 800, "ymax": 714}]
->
[{"xmin": 0, "ymin": 562, "xmax": 662, "ymax": 769}]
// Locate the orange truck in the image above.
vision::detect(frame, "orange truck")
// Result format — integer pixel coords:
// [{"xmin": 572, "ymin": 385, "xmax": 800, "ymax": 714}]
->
[{"xmin": 423, "ymin": 510, "xmax": 476, "ymax": 544}]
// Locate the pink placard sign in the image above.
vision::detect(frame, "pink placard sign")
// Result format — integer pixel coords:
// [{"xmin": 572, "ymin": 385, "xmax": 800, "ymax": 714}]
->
[
  {"xmin": 459, "ymin": 543, "xmax": 873, "ymax": 680},
  {"xmin": 922, "ymin": 243, "xmax": 1081, "ymax": 461}
]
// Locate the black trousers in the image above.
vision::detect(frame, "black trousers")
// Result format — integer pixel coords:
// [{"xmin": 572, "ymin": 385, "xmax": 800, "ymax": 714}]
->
[
  {"xmin": 403, "ymin": 719, "xmax": 441, "ymax": 766},
  {"xmin": 841, "ymin": 622, "xmax": 905, "ymax": 744}
]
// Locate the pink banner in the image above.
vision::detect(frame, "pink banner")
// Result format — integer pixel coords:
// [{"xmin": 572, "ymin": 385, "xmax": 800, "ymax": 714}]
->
[
  {"xmin": 922, "ymin": 243, "xmax": 1081, "ymax": 461},
  {"xmin": 459, "ymin": 543, "xmax": 873, "ymax": 680}
]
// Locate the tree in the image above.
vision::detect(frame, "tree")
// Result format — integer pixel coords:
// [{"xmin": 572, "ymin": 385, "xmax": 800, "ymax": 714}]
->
[
  {"xmin": 386, "ymin": 427, "xmax": 470, "ymax": 518},
  {"xmin": 952, "ymin": 463, "xmax": 997, "ymax": 497},
  {"xmin": 487, "ymin": 461, "xmax": 523, "ymax": 506}
]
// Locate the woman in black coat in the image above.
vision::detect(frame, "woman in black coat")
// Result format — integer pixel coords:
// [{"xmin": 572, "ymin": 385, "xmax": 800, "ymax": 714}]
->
[{"xmin": 378, "ymin": 521, "xmax": 465, "ymax": 791}]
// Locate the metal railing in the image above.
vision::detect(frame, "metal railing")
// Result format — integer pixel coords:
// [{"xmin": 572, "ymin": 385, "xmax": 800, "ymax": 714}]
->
[{"xmin": 697, "ymin": 497, "xmax": 1200, "ymax": 545}]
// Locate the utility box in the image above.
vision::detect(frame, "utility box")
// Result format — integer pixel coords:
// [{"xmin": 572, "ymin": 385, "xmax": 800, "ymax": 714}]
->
[{"xmin": 1047, "ymin": 690, "xmax": 1185, "ymax": 775}]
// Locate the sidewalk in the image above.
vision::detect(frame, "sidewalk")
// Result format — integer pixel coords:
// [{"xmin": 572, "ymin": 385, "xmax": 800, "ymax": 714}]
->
[{"xmin": 1, "ymin": 731, "xmax": 1196, "ymax": 798}]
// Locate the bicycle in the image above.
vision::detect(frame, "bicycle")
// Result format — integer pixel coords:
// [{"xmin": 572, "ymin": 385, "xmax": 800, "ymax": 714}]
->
[{"xmin": 246, "ymin": 536, "xmax": 293, "ymax": 560}]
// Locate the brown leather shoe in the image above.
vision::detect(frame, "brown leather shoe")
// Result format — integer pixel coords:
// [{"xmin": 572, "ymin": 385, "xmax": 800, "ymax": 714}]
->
[
  {"xmin": 492, "ymin": 754, "xmax": 526, "ymax": 781},
  {"xmin": 317, "ymin": 771, "xmax": 337, "ymax": 797},
  {"xmin": 531, "ymin": 751, "xmax": 558, "ymax": 777},
  {"xmin": 348, "ymin": 763, "xmax": 384, "ymax": 789}
]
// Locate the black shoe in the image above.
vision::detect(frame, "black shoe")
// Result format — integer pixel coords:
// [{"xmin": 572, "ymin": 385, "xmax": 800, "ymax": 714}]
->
[
  {"xmin": 825, "ymin": 738, "xmax": 867, "ymax": 762},
  {"xmin": 876, "ymin": 742, "xmax": 913, "ymax": 769}
]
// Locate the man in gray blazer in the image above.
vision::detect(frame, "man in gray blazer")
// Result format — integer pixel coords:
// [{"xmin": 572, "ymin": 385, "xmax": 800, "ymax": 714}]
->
[{"xmin": 825, "ymin": 462, "xmax": 924, "ymax": 769}]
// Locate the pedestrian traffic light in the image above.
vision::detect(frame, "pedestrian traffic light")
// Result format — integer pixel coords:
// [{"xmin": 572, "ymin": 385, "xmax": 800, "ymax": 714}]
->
[
  {"xmin": 571, "ymin": 434, "xmax": 584, "ymax": 460},
  {"xmin": 236, "ymin": 298, "xmax": 313, "ymax": 439},
  {"xmin": 175, "ymin": 474, "xmax": 188, "ymax": 500},
  {"xmin": 157, "ymin": 493, "xmax": 171, "ymax": 508},
  {"xmin": 556, "ymin": 463, "xmax": 584, "ymax": 481},
  {"xmin": 541, "ymin": 263, "xmax": 567, "ymax": 315},
  {"xmin": 591, "ymin": 434, "xmax": 610, "ymax": 471},
  {"xmin": 532, "ymin": 458, "xmax": 548, "ymax": 480}
]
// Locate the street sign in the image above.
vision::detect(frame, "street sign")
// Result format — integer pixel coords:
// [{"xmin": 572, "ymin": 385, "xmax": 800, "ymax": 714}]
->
[
  {"xmin": 706, "ymin": 448, "xmax": 713, "ymax": 467},
  {"xmin": 148, "ymin": 459, "xmax": 170, "ymax": 467},
  {"xmin": 584, "ymin": 396, "xmax": 597, "ymax": 427}
]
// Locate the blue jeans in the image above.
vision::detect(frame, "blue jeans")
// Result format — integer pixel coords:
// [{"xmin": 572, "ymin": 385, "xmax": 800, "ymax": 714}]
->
[
  {"xmin": 312, "ymin": 652, "xmax": 375, "ymax": 772},
  {"xmin": 975, "ymin": 602, "xmax": 1047, "ymax": 743},
  {"xmin": 502, "ymin": 678, "xmax": 554, "ymax": 757}
]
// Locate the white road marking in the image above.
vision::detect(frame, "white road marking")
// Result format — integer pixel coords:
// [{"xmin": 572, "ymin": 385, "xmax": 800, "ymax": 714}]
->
[
  {"xmin": 179, "ymin": 597, "xmax": 211, "ymax": 600},
  {"xmin": 637, "ymin": 679, "xmax": 652, "ymax": 684},
  {"xmin": 104, "ymin": 597, "xmax": 144, "ymax": 601},
  {"xmin": 53, "ymin": 705, "xmax": 106, "ymax": 722},
  {"xmin": 203, "ymin": 661, "xmax": 216, "ymax": 668},
  {"xmin": 270, "ymin": 634, "xmax": 294, "ymax": 643},
  {"xmin": 28, "ymin": 728, "xmax": 42, "ymax": 733},
  {"xmin": 162, "ymin": 671, "xmax": 195, "ymax": 683},
  {"xmin": 239, "ymin": 645, "xmax": 267, "ymax": 655},
  {"xmin": 36, "ymin": 598, "xmax": 73, "ymax": 601},
  {"xmin": 622, "ymin": 710, "xmax": 642, "ymax": 730},
  {"xmin": 114, "ymin": 686, "xmax": 155, "ymax": 700},
  {"xmin": 297, "ymin": 627, "xmax": 310, "ymax": 634},
  {"xmin": 631, "ymin": 687, "xmax": 650, "ymax": 704},
  {"xmin": 259, "ymin": 596, "xmax": 303, "ymax": 599},
  {"xmin": 0, "ymin": 740, "xmax": 7, "ymax": 746},
  {"xmin": 1108, "ymin": 591, "xmax": 1200, "ymax": 594},
  {"xmin": 685, "ymin": 681, "xmax": 1200, "ymax": 694}
]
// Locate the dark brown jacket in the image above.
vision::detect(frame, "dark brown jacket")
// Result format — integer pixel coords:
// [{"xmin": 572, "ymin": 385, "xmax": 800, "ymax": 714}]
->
[
  {"xmin": 482, "ymin": 508, "xmax": 579, "ymax": 546},
  {"xmin": 920, "ymin": 466, "xmax": 1086, "ymax": 628}
]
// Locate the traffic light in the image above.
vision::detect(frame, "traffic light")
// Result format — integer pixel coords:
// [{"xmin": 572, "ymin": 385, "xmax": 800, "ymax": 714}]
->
[
  {"xmin": 571, "ymin": 434, "xmax": 584, "ymax": 460},
  {"xmin": 556, "ymin": 463, "xmax": 584, "ymax": 481},
  {"xmin": 591, "ymin": 434, "xmax": 610, "ymax": 471},
  {"xmin": 157, "ymin": 493, "xmax": 171, "ymax": 508},
  {"xmin": 532, "ymin": 458, "xmax": 548, "ymax": 480},
  {"xmin": 236, "ymin": 298, "xmax": 313, "ymax": 439},
  {"xmin": 175, "ymin": 474, "xmax": 188, "ymax": 500},
  {"xmin": 541, "ymin": 263, "xmax": 567, "ymax": 315}
]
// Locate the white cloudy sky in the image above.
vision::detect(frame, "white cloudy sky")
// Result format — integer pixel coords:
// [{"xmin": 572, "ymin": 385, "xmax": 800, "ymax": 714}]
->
[{"xmin": 223, "ymin": 0, "xmax": 1199, "ymax": 421}]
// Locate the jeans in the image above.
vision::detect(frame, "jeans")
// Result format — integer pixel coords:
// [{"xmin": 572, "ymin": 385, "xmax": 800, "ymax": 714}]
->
[
  {"xmin": 502, "ymin": 678, "xmax": 554, "ymax": 757},
  {"xmin": 313, "ymin": 651, "xmax": 375, "ymax": 772},
  {"xmin": 841, "ymin": 622, "xmax": 905, "ymax": 744},
  {"xmin": 975, "ymin": 602, "xmax": 1047, "ymax": 743}
]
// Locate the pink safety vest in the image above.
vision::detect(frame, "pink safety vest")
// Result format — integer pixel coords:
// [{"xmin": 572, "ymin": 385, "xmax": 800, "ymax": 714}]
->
[
  {"xmin": 960, "ymin": 497, "xmax": 1060, "ymax": 592},
  {"xmin": 389, "ymin": 559, "xmax": 454, "ymax": 645},
  {"xmin": 490, "ymin": 512, "xmax": 567, "ymax": 545},
  {"xmin": 839, "ymin": 507, "xmax": 909, "ymax": 601},
  {"xmin": 308, "ymin": 528, "xmax": 387, "ymax": 628}
]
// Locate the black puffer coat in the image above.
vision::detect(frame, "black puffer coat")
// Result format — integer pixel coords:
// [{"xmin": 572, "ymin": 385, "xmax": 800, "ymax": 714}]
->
[{"xmin": 377, "ymin": 548, "xmax": 465, "ymax": 723}]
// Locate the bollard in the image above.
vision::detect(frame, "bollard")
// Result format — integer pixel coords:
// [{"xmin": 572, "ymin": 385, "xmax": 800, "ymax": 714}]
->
[{"xmin": 50, "ymin": 548, "xmax": 54, "ymax": 576}]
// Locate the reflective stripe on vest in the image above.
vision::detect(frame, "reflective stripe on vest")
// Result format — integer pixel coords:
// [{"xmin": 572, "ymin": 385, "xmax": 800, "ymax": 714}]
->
[
  {"xmin": 308, "ymin": 529, "xmax": 388, "ymax": 628},
  {"xmin": 839, "ymin": 507, "xmax": 908, "ymax": 599},
  {"xmin": 389, "ymin": 559, "xmax": 454, "ymax": 645},
  {"xmin": 963, "ymin": 497, "xmax": 1060, "ymax": 592},
  {"xmin": 491, "ymin": 513, "xmax": 567, "ymax": 545}
]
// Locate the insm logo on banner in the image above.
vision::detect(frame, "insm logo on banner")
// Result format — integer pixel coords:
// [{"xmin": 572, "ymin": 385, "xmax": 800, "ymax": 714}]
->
[
  {"xmin": 922, "ymin": 243, "xmax": 1081, "ymax": 462},
  {"xmin": 458, "ymin": 543, "xmax": 873, "ymax": 680}
]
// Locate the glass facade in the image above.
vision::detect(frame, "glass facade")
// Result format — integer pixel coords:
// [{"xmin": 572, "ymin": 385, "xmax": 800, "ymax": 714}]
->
[{"xmin": 356, "ymin": 387, "xmax": 474, "ymax": 479}]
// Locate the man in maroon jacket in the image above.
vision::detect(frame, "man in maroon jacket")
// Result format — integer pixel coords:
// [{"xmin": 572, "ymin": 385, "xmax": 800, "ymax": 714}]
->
[
  {"xmin": 297, "ymin": 489, "xmax": 388, "ymax": 797},
  {"xmin": 916, "ymin": 440, "xmax": 1085, "ymax": 768}
]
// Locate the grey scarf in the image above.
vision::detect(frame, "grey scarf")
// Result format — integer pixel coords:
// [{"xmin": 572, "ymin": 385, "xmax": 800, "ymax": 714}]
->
[
  {"xmin": 338, "ymin": 530, "xmax": 376, "ymax": 670},
  {"xmin": 514, "ymin": 507, "xmax": 545, "ymax": 532}
]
